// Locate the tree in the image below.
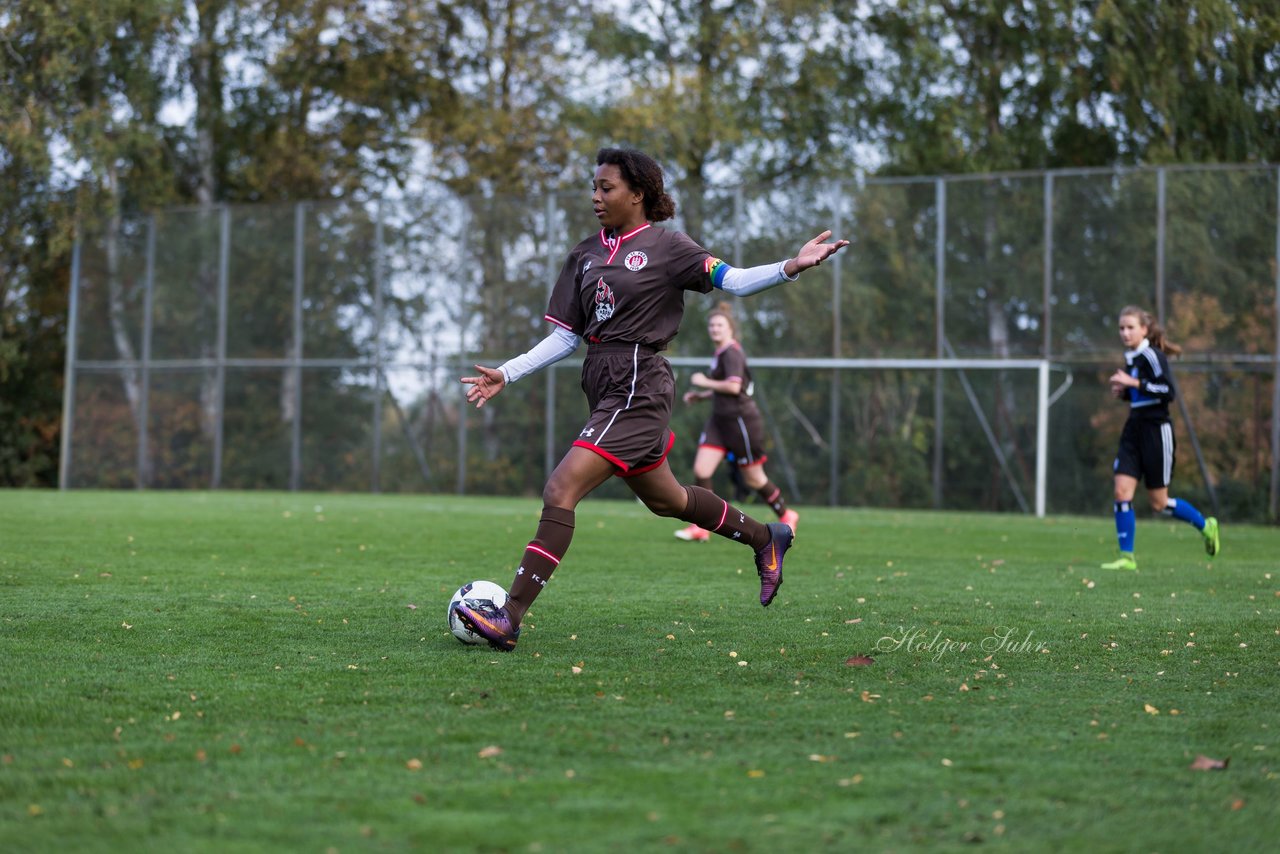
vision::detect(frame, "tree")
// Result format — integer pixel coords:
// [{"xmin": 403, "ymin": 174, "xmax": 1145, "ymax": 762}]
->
[
  {"xmin": 585, "ymin": 0, "xmax": 867, "ymax": 242},
  {"xmin": 1090, "ymin": 0, "xmax": 1280, "ymax": 163}
]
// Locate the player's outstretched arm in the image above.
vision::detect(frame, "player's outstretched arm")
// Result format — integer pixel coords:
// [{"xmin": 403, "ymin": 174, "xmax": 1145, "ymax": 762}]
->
[
  {"xmin": 461, "ymin": 365, "xmax": 506, "ymax": 409},
  {"xmin": 713, "ymin": 229, "xmax": 850, "ymax": 297}
]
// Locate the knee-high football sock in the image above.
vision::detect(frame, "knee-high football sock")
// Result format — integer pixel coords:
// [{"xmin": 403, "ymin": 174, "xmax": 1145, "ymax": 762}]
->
[
  {"xmin": 755, "ymin": 480, "xmax": 788, "ymax": 517},
  {"xmin": 507, "ymin": 506, "xmax": 575, "ymax": 623},
  {"xmin": 1114, "ymin": 500, "xmax": 1136, "ymax": 554},
  {"xmin": 680, "ymin": 485, "xmax": 769, "ymax": 550},
  {"xmin": 695, "ymin": 476, "xmax": 713, "ymax": 491},
  {"xmin": 1162, "ymin": 497, "xmax": 1205, "ymax": 530}
]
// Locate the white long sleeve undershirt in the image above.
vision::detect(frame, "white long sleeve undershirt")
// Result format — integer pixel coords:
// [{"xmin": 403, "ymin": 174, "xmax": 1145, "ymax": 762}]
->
[
  {"xmin": 715, "ymin": 259, "xmax": 798, "ymax": 296},
  {"xmin": 497, "ymin": 325, "xmax": 580, "ymax": 384}
]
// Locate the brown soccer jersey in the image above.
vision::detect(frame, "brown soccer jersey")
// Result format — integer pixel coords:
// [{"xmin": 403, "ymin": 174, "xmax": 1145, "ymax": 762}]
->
[
  {"xmin": 544, "ymin": 224, "xmax": 716, "ymax": 348},
  {"xmin": 708, "ymin": 341, "xmax": 754, "ymax": 419}
]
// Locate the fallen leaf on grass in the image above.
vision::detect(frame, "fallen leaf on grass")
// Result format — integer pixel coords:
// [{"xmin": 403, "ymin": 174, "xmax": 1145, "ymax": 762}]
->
[
  {"xmin": 1189, "ymin": 755, "xmax": 1229, "ymax": 771},
  {"xmin": 477, "ymin": 745, "xmax": 502, "ymax": 759},
  {"xmin": 1143, "ymin": 703, "xmax": 1159, "ymax": 715},
  {"xmin": 844, "ymin": 655, "xmax": 875, "ymax": 667}
]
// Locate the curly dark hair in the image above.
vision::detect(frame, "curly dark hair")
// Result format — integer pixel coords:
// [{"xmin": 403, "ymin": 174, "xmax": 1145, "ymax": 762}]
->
[{"xmin": 596, "ymin": 148, "xmax": 676, "ymax": 222}]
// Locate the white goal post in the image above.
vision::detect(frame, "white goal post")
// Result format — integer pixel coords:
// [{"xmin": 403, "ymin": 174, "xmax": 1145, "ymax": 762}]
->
[{"xmin": 665, "ymin": 356, "xmax": 1060, "ymax": 518}]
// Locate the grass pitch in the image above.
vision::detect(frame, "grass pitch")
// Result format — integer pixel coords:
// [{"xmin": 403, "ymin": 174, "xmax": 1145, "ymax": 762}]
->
[{"xmin": 1, "ymin": 490, "xmax": 1277, "ymax": 852}]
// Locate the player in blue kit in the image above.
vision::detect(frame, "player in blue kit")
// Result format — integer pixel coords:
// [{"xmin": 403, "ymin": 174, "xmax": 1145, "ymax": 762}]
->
[
  {"xmin": 452, "ymin": 147, "xmax": 848, "ymax": 650},
  {"xmin": 1102, "ymin": 305, "xmax": 1220, "ymax": 571}
]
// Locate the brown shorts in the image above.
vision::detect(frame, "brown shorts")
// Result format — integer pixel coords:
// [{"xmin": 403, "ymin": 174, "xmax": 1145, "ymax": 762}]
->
[
  {"xmin": 573, "ymin": 344, "xmax": 676, "ymax": 475},
  {"xmin": 698, "ymin": 406, "xmax": 768, "ymax": 467}
]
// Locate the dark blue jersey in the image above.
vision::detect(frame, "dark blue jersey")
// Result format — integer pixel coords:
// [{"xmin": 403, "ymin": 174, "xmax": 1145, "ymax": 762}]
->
[{"xmin": 1123, "ymin": 339, "xmax": 1175, "ymax": 422}]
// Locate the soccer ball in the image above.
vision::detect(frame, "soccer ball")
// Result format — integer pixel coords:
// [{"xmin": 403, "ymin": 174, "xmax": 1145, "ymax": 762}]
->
[{"xmin": 447, "ymin": 580, "xmax": 509, "ymax": 645}]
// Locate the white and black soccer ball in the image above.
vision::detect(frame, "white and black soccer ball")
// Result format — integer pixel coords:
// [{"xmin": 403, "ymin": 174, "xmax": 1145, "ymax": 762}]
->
[{"xmin": 447, "ymin": 580, "xmax": 509, "ymax": 645}]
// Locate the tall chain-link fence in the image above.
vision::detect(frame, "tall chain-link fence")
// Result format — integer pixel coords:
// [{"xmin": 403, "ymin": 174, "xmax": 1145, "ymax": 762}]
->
[{"xmin": 62, "ymin": 164, "xmax": 1280, "ymax": 522}]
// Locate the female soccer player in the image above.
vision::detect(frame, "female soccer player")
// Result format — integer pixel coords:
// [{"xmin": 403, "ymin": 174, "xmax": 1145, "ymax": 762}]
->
[
  {"xmin": 674, "ymin": 301, "xmax": 800, "ymax": 542},
  {"xmin": 1102, "ymin": 305, "xmax": 1220, "ymax": 570},
  {"xmin": 453, "ymin": 147, "xmax": 848, "ymax": 650}
]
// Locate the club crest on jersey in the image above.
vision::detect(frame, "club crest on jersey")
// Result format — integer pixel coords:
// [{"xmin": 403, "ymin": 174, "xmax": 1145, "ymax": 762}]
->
[
  {"xmin": 593, "ymin": 277, "xmax": 616, "ymax": 322},
  {"xmin": 624, "ymin": 250, "xmax": 648, "ymax": 272}
]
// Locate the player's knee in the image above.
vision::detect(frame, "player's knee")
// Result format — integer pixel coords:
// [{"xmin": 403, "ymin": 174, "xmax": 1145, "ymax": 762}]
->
[
  {"xmin": 541, "ymin": 478, "xmax": 577, "ymax": 509},
  {"xmin": 1149, "ymin": 496, "xmax": 1167, "ymax": 513}
]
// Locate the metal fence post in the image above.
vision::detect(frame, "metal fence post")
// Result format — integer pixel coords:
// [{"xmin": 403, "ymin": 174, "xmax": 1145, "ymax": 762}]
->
[
  {"xmin": 137, "ymin": 216, "xmax": 156, "ymax": 489},
  {"xmin": 457, "ymin": 206, "xmax": 473, "ymax": 496},
  {"xmin": 1271, "ymin": 168, "xmax": 1280, "ymax": 521},
  {"xmin": 1156, "ymin": 168, "xmax": 1166, "ymax": 323},
  {"xmin": 59, "ymin": 237, "xmax": 82, "ymax": 490},
  {"xmin": 290, "ymin": 202, "xmax": 306, "ymax": 492},
  {"xmin": 371, "ymin": 203, "xmax": 386, "ymax": 493},
  {"xmin": 829, "ymin": 182, "xmax": 844, "ymax": 507},
  {"xmin": 1043, "ymin": 172, "xmax": 1054, "ymax": 358},
  {"xmin": 545, "ymin": 192, "xmax": 559, "ymax": 480},
  {"xmin": 212, "ymin": 205, "xmax": 229, "ymax": 489},
  {"xmin": 933, "ymin": 179, "xmax": 947, "ymax": 508},
  {"xmin": 1035, "ymin": 359, "xmax": 1049, "ymax": 517}
]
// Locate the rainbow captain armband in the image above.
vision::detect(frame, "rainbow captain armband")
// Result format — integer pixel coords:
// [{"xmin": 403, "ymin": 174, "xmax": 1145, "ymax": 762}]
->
[
  {"xmin": 705, "ymin": 257, "xmax": 730, "ymax": 289},
  {"xmin": 707, "ymin": 256, "xmax": 796, "ymax": 296}
]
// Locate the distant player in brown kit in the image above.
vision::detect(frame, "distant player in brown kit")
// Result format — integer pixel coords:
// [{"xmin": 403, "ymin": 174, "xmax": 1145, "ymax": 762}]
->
[
  {"xmin": 675, "ymin": 301, "xmax": 799, "ymax": 543},
  {"xmin": 453, "ymin": 147, "xmax": 848, "ymax": 651}
]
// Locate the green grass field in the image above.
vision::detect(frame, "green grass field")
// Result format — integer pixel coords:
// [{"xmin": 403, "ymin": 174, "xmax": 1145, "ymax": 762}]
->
[{"xmin": 1, "ymin": 490, "xmax": 1277, "ymax": 852}]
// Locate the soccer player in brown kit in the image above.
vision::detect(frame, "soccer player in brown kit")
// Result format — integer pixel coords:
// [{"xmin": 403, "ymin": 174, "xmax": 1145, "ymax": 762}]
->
[
  {"xmin": 453, "ymin": 147, "xmax": 848, "ymax": 652},
  {"xmin": 674, "ymin": 301, "xmax": 800, "ymax": 542}
]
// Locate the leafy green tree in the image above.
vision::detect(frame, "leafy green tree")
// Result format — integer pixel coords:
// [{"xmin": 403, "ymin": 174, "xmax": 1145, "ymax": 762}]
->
[
  {"xmin": 1090, "ymin": 0, "xmax": 1280, "ymax": 163},
  {"xmin": 585, "ymin": 0, "xmax": 866, "ymax": 241}
]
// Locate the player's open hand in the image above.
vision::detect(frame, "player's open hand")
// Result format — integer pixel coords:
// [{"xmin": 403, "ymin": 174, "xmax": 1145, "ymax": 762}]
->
[
  {"xmin": 1109, "ymin": 369, "xmax": 1137, "ymax": 389},
  {"xmin": 790, "ymin": 230, "xmax": 850, "ymax": 275},
  {"xmin": 461, "ymin": 365, "xmax": 506, "ymax": 409}
]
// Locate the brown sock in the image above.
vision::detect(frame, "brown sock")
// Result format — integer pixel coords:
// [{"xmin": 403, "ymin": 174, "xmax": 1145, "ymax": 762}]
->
[
  {"xmin": 507, "ymin": 506, "xmax": 575, "ymax": 623},
  {"xmin": 756, "ymin": 480, "xmax": 788, "ymax": 517},
  {"xmin": 680, "ymin": 485, "xmax": 769, "ymax": 550},
  {"xmin": 695, "ymin": 476, "xmax": 713, "ymax": 491}
]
